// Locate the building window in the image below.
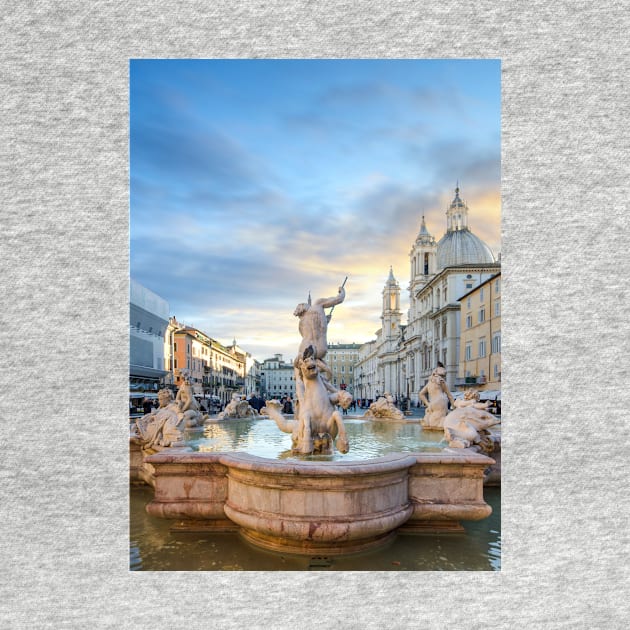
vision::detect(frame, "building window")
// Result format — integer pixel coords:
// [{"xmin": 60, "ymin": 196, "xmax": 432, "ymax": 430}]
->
[
  {"xmin": 466, "ymin": 315, "xmax": 472, "ymax": 329},
  {"xmin": 479, "ymin": 339, "xmax": 487, "ymax": 358},
  {"xmin": 495, "ymin": 279, "xmax": 500, "ymax": 293},
  {"xmin": 467, "ymin": 297, "xmax": 471, "ymax": 308},
  {"xmin": 479, "ymin": 308, "xmax": 486, "ymax": 323},
  {"xmin": 424, "ymin": 253, "xmax": 429, "ymax": 275},
  {"xmin": 480, "ymin": 288, "xmax": 484, "ymax": 301},
  {"xmin": 465, "ymin": 343, "xmax": 472, "ymax": 361},
  {"xmin": 494, "ymin": 363, "xmax": 500, "ymax": 378},
  {"xmin": 174, "ymin": 342, "xmax": 177, "ymax": 352},
  {"xmin": 492, "ymin": 333, "xmax": 501, "ymax": 354},
  {"xmin": 466, "ymin": 283, "xmax": 473, "ymax": 289},
  {"xmin": 495, "ymin": 300, "xmax": 500, "ymax": 316}
]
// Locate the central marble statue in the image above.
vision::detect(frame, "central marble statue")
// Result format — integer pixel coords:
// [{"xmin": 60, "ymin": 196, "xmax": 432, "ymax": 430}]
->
[{"xmin": 265, "ymin": 284, "xmax": 351, "ymax": 455}]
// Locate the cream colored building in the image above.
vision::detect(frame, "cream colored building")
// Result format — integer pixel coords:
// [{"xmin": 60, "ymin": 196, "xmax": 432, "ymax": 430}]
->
[
  {"xmin": 457, "ymin": 272, "xmax": 501, "ymax": 391},
  {"xmin": 356, "ymin": 186, "xmax": 500, "ymax": 403},
  {"xmin": 260, "ymin": 354, "xmax": 295, "ymax": 399},
  {"xmin": 356, "ymin": 339, "xmax": 378, "ymax": 402},
  {"xmin": 326, "ymin": 343, "xmax": 361, "ymax": 393}
]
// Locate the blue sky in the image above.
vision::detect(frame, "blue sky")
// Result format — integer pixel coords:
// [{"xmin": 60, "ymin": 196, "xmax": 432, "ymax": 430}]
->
[{"xmin": 130, "ymin": 59, "xmax": 501, "ymax": 361}]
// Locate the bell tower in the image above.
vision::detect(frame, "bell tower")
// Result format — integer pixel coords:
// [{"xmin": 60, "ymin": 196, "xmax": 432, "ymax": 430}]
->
[
  {"xmin": 381, "ymin": 267, "xmax": 401, "ymax": 341},
  {"xmin": 409, "ymin": 215, "xmax": 437, "ymax": 293}
]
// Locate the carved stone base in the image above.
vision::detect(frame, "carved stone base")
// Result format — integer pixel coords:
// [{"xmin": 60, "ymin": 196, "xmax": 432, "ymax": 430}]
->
[
  {"xmin": 398, "ymin": 520, "xmax": 465, "ymax": 534},
  {"xmin": 169, "ymin": 519, "xmax": 238, "ymax": 533},
  {"xmin": 239, "ymin": 528, "xmax": 398, "ymax": 556}
]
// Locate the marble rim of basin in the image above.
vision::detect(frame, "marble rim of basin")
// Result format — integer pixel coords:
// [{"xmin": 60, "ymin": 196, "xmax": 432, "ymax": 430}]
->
[{"xmin": 222, "ymin": 452, "xmax": 417, "ymax": 555}]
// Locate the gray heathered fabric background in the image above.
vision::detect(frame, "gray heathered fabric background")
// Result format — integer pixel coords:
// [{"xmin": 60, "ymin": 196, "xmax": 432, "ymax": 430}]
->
[{"xmin": 1, "ymin": 1, "xmax": 629, "ymax": 628}]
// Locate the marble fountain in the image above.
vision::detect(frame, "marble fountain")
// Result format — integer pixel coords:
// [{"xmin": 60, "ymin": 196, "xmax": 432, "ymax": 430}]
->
[{"xmin": 130, "ymin": 285, "xmax": 499, "ymax": 556}]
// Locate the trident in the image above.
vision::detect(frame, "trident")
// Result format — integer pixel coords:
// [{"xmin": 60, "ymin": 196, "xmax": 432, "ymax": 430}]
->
[{"xmin": 327, "ymin": 276, "xmax": 348, "ymax": 322}]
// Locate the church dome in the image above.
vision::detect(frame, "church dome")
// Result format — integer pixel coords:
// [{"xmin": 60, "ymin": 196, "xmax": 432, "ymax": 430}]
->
[
  {"xmin": 436, "ymin": 185, "xmax": 496, "ymax": 268},
  {"xmin": 437, "ymin": 229, "xmax": 495, "ymax": 268}
]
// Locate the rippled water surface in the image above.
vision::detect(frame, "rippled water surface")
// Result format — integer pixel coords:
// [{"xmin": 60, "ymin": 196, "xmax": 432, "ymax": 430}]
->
[
  {"xmin": 184, "ymin": 416, "xmax": 446, "ymax": 460},
  {"xmin": 130, "ymin": 485, "xmax": 500, "ymax": 571}
]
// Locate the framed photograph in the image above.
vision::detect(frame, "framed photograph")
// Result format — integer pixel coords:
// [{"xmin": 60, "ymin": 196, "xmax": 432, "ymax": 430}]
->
[{"xmin": 129, "ymin": 58, "xmax": 501, "ymax": 571}]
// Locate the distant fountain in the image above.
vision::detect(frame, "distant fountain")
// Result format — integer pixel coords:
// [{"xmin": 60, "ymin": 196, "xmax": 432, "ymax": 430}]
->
[
  {"xmin": 363, "ymin": 392, "xmax": 406, "ymax": 422},
  {"xmin": 217, "ymin": 393, "xmax": 258, "ymax": 420}
]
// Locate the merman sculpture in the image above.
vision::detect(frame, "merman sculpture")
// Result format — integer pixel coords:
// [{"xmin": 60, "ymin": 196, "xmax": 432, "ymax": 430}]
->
[
  {"xmin": 418, "ymin": 364, "xmax": 455, "ymax": 430},
  {"xmin": 175, "ymin": 369, "xmax": 205, "ymax": 427},
  {"xmin": 266, "ymin": 282, "xmax": 351, "ymax": 455},
  {"xmin": 443, "ymin": 389, "xmax": 499, "ymax": 451},
  {"xmin": 133, "ymin": 388, "xmax": 186, "ymax": 449}
]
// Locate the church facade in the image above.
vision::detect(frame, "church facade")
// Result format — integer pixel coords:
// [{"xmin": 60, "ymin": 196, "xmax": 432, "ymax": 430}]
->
[{"xmin": 356, "ymin": 186, "xmax": 500, "ymax": 403}]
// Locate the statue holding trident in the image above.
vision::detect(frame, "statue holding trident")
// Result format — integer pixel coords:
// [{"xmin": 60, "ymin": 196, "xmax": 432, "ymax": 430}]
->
[
  {"xmin": 294, "ymin": 277, "xmax": 347, "ymax": 363},
  {"xmin": 263, "ymin": 277, "xmax": 352, "ymax": 454}
]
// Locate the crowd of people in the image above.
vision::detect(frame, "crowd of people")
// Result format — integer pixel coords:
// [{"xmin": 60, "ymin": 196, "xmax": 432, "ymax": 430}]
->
[{"xmin": 138, "ymin": 389, "xmax": 498, "ymax": 419}]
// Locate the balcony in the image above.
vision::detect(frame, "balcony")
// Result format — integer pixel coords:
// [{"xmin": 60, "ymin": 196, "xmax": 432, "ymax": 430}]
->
[{"xmin": 454, "ymin": 376, "xmax": 486, "ymax": 386}]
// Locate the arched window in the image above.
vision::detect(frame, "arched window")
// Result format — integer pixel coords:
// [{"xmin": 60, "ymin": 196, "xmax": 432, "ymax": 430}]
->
[{"xmin": 424, "ymin": 253, "xmax": 429, "ymax": 275}]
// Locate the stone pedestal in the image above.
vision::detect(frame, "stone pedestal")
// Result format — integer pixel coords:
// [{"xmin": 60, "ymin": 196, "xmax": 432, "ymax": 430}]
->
[
  {"xmin": 144, "ymin": 452, "xmax": 231, "ymax": 526},
  {"xmin": 403, "ymin": 451, "xmax": 494, "ymax": 532}
]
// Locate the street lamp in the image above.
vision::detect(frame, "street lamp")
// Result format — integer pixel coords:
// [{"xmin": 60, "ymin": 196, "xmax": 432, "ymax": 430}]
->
[{"xmin": 359, "ymin": 371, "xmax": 364, "ymax": 405}]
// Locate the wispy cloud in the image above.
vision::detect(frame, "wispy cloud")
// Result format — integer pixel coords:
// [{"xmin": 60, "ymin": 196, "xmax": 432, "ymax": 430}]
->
[{"xmin": 131, "ymin": 60, "xmax": 501, "ymax": 360}]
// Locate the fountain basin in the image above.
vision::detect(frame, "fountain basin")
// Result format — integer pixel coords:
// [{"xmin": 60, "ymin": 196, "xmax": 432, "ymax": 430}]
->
[
  {"xmin": 223, "ymin": 453, "xmax": 415, "ymax": 554},
  {"xmin": 139, "ymin": 446, "xmax": 494, "ymax": 555}
]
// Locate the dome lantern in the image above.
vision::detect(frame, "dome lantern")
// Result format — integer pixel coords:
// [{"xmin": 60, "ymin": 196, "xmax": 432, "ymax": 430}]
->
[{"xmin": 436, "ymin": 185, "xmax": 495, "ymax": 268}]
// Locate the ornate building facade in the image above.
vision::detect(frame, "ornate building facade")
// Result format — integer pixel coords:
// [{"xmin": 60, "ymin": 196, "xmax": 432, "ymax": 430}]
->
[
  {"xmin": 164, "ymin": 318, "xmax": 249, "ymax": 404},
  {"xmin": 326, "ymin": 343, "xmax": 361, "ymax": 393},
  {"xmin": 357, "ymin": 186, "xmax": 500, "ymax": 403}
]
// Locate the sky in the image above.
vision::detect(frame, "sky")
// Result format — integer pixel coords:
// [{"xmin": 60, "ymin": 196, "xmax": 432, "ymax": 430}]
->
[{"xmin": 130, "ymin": 59, "xmax": 501, "ymax": 362}]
